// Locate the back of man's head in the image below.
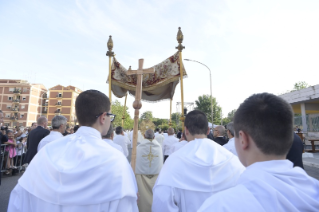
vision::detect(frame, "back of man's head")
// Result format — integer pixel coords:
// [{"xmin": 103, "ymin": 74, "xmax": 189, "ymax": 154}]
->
[
  {"xmin": 115, "ymin": 126, "xmax": 123, "ymax": 135},
  {"xmin": 167, "ymin": 127, "xmax": 174, "ymax": 135},
  {"xmin": 226, "ymin": 122, "xmax": 234, "ymax": 137},
  {"xmin": 234, "ymin": 93, "xmax": 293, "ymax": 156},
  {"xmin": 102, "ymin": 125, "xmax": 113, "ymax": 139},
  {"xmin": 185, "ymin": 110, "xmax": 208, "ymax": 135},
  {"xmin": 215, "ymin": 125, "xmax": 225, "ymax": 136},
  {"xmin": 145, "ymin": 129, "xmax": 155, "ymax": 139},
  {"xmin": 75, "ymin": 90, "xmax": 110, "ymax": 126},
  {"xmin": 155, "ymin": 128, "xmax": 159, "ymax": 132},
  {"xmin": 37, "ymin": 116, "xmax": 48, "ymax": 127},
  {"xmin": 52, "ymin": 115, "xmax": 67, "ymax": 130}
]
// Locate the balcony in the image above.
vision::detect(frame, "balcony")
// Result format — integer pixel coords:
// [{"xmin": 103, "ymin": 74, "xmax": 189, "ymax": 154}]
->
[
  {"xmin": 43, "ymin": 103, "xmax": 48, "ymax": 106},
  {"xmin": 55, "ymin": 103, "xmax": 62, "ymax": 106},
  {"xmin": 43, "ymin": 94, "xmax": 48, "ymax": 99},
  {"xmin": 42, "ymin": 110, "xmax": 47, "ymax": 114},
  {"xmin": 54, "ymin": 110, "xmax": 61, "ymax": 115},
  {"xmin": 56, "ymin": 95, "xmax": 63, "ymax": 98},
  {"xmin": 12, "ymin": 99, "xmax": 20, "ymax": 104},
  {"xmin": 10, "ymin": 116, "xmax": 18, "ymax": 120},
  {"xmin": 13, "ymin": 89, "xmax": 21, "ymax": 94},
  {"xmin": 11, "ymin": 108, "xmax": 19, "ymax": 112}
]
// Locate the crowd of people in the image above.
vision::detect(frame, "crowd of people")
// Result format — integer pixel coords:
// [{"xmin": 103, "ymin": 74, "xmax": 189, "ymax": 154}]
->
[{"xmin": 1, "ymin": 90, "xmax": 318, "ymax": 211}]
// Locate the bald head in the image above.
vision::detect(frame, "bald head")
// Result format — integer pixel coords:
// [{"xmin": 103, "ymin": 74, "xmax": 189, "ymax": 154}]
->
[
  {"xmin": 167, "ymin": 127, "xmax": 174, "ymax": 135},
  {"xmin": 215, "ymin": 125, "xmax": 225, "ymax": 137},
  {"xmin": 37, "ymin": 116, "xmax": 48, "ymax": 127},
  {"xmin": 144, "ymin": 129, "xmax": 155, "ymax": 139}
]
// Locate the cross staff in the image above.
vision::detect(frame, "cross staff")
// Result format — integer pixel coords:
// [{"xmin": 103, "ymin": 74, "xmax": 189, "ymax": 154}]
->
[{"xmin": 127, "ymin": 59, "xmax": 155, "ymax": 172}]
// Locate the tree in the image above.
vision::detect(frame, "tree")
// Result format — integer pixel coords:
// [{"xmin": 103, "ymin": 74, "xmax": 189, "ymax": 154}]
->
[
  {"xmin": 222, "ymin": 109, "xmax": 237, "ymax": 125},
  {"xmin": 294, "ymin": 81, "xmax": 309, "ymax": 91},
  {"xmin": 111, "ymin": 100, "xmax": 134, "ymax": 129},
  {"xmin": 195, "ymin": 94, "xmax": 222, "ymax": 125},
  {"xmin": 171, "ymin": 112, "xmax": 182, "ymax": 131},
  {"xmin": 140, "ymin": 111, "xmax": 153, "ymax": 121}
]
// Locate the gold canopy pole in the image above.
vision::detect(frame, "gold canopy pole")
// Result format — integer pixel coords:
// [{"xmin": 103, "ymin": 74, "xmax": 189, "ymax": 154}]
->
[
  {"xmin": 106, "ymin": 35, "xmax": 114, "ymax": 110},
  {"xmin": 176, "ymin": 27, "xmax": 185, "ymax": 131},
  {"xmin": 122, "ymin": 93, "xmax": 128, "ymax": 128},
  {"xmin": 169, "ymin": 98, "xmax": 172, "ymax": 126}
]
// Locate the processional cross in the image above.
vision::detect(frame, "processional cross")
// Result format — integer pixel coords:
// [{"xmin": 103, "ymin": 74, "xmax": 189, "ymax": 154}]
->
[
  {"xmin": 142, "ymin": 146, "xmax": 159, "ymax": 167},
  {"xmin": 127, "ymin": 59, "xmax": 155, "ymax": 172}
]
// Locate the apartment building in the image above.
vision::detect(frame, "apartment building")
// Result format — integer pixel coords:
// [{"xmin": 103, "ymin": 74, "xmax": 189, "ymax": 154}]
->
[
  {"xmin": 0, "ymin": 79, "xmax": 47, "ymax": 127},
  {"xmin": 47, "ymin": 85, "xmax": 82, "ymax": 126}
]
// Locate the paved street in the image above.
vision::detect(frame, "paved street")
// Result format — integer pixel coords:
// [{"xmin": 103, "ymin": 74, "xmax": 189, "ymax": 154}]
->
[{"xmin": 1, "ymin": 165, "xmax": 319, "ymax": 212}]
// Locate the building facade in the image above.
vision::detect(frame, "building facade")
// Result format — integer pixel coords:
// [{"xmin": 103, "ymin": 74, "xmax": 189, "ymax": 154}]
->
[
  {"xmin": 0, "ymin": 79, "xmax": 47, "ymax": 127},
  {"xmin": 47, "ymin": 85, "xmax": 82, "ymax": 126}
]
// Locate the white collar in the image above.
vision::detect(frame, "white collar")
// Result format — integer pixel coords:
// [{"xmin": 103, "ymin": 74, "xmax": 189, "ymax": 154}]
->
[{"xmin": 76, "ymin": 126, "xmax": 101, "ymax": 139}]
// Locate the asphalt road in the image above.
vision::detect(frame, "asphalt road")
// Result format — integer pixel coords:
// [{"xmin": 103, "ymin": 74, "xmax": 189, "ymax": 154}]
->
[{"xmin": 1, "ymin": 165, "xmax": 319, "ymax": 212}]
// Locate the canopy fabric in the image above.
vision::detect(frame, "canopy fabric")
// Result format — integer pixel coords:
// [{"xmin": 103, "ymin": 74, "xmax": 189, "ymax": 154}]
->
[{"xmin": 108, "ymin": 51, "xmax": 187, "ymax": 102}]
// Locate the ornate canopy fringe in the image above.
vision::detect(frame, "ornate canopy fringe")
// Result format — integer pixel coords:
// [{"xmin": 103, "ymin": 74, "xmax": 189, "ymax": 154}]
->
[{"xmin": 107, "ymin": 51, "xmax": 187, "ymax": 102}]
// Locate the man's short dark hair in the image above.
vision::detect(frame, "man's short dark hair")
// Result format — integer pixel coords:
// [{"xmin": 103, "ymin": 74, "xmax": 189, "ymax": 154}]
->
[
  {"xmin": 73, "ymin": 125, "xmax": 80, "ymax": 133},
  {"xmin": 184, "ymin": 110, "xmax": 208, "ymax": 135},
  {"xmin": 234, "ymin": 93, "xmax": 294, "ymax": 156},
  {"xmin": 115, "ymin": 126, "xmax": 123, "ymax": 135},
  {"xmin": 75, "ymin": 90, "xmax": 110, "ymax": 126},
  {"xmin": 155, "ymin": 128, "xmax": 159, "ymax": 132},
  {"xmin": 102, "ymin": 125, "xmax": 113, "ymax": 139}
]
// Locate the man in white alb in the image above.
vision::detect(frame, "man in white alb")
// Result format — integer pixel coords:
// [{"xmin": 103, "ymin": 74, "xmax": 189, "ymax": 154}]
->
[
  {"xmin": 162, "ymin": 127, "xmax": 178, "ymax": 162},
  {"xmin": 37, "ymin": 115, "xmax": 67, "ymax": 152},
  {"xmin": 154, "ymin": 128, "xmax": 164, "ymax": 146},
  {"xmin": 102, "ymin": 125, "xmax": 124, "ymax": 154},
  {"xmin": 135, "ymin": 129, "xmax": 163, "ymax": 212},
  {"xmin": 8, "ymin": 89, "xmax": 138, "ymax": 212},
  {"xmin": 152, "ymin": 110, "xmax": 245, "ymax": 212},
  {"xmin": 198, "ymin": 93, "xmax": 319, "ymax": 212},
  {"xmin": 172, "ymin": 131, "xmax": 188, "ymax": 153},
  {"xmin": 113, "ymin": 126, "xmax": 130, "ymax": 157},
  {"xmin": 222, "ymin": 122, "xmax": 237, "ymax": 156}
]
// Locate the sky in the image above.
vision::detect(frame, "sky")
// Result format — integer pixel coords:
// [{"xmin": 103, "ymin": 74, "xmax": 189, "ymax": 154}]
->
[{"xmin": 1, "ymin": 0, "xmax": 319, "ymax": 120}]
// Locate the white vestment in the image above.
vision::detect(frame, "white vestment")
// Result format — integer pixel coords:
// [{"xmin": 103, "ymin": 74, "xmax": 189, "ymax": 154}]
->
[
  {"xmin": 135, "ymin": 139, "xmax": 163, "ymax": 212},
  {"xmin": 37, "ymin": 131, "xmax": 63, "ymax": 152},
  {"xmin": 155, "ymin": 133, "xmax": 164, "ymax": 146},
  {"xmin": 198, "ymin": 160, "xmax": 319, "ymax": 212},
  {"xmin": 172, "ymin": 140, "xmax": 188, "ymax": 153},
  {"xmin": 130, "ymin": 130, "xmax": 143, "ymax": 148},
  {"xmin": 113, "ymin": 134, "xmax": 130, "ymax": 157},
  {"xmin": 152, "ymin": 138, "xmax": 245, "ymax": 212},
  {"xmin": 103, "ymin": 138, "xmax": 124, "ymax": 154},
  {"xmin": 162, "ymin": 135, "xmax": 179, "ymax": 156},
  {"xmin": 223, "ymin": 137, "xmax": 238, "ymax": 156},
  {"xmin": 8, "ymin": 126, "xmax": 138, "ymax": 212}
]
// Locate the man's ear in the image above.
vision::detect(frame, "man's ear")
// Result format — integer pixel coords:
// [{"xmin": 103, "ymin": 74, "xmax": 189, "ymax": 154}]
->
[
  {"xmin": 99, "ymin": 112, "xmax": 106, "ymax": 125},
  {"xmin": 238, "ymin": 130, "xmax": 249, "ymax": 150}
]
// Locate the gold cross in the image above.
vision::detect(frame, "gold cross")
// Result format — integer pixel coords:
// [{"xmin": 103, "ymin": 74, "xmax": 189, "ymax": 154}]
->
[{"xmin": 142, "ymin": 146, "xmax": 159, "ymax": 167}]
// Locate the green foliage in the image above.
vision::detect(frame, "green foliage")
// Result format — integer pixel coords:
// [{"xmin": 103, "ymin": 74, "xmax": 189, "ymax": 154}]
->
[
  {"xmin": 195, "ymin": 94, "xmax": 222, "ymax": 124},
  {"xmin": 111, "ymin": 100, "xmax": 134, "ymax": 129},
  {"xmin": 140, "ymin": 111, "xmax": 153, "ymax": 121},
  {"xmin": 294, "ymin": 81, "xmax": 309, "ymax": 91}
]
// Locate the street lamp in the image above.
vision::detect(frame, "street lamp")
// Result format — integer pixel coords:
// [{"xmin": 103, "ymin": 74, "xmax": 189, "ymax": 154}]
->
[{"xmin": 184, "ymin": 59, "xmax": 213, "ymax": 125}]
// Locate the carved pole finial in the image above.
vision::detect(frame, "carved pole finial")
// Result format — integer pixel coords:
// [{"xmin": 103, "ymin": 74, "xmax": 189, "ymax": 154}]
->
[
  {"xmin": 106, "ymin": 35, "xmax": 114, "ymax": 57},
  {"xmin": 176, "ymin": 27, "xmax": 185, "ymax": 52}
]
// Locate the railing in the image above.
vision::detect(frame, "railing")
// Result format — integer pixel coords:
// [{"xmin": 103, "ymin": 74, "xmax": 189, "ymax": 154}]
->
[
  {"xmin": 42, "ymin": 110, "xmax": 47, "ymax": 114},
  {"xmin": 56, "ymin": 95, "xmax": 63, "ymax": 98},
  {"xmin": 10, "ymin": 116, "xmax": 18, "ymax": 120},
  {"xmin": 43, "ymin": 103, "xmax": 48, "ymax": 106},
  {"xmin": 54, "ymin": 110, "xmax": 61, "ymax": 115},
  {"xmin": 294, "ymin": 113, "xmax": 319, "ymax": 132},
  {"xmin": 55, "ymin": 102, "xmax": 62, "ymax": 106},
  {"xmin": 11, "ymin": 108, "xmax": 19, "ymax": 111},
  {"xmin": 12, "ymin": 99, "xmax": 20, "ymax": 103},
  {"xmin": 13, "ymin": 89, "xmax": 21, "ymax": 94},
  {"xmin": 1, "ymin": 144, "xmax": 26, "ymax": 175}
]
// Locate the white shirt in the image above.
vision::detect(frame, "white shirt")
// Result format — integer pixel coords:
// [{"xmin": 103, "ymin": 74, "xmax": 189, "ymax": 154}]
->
[
  {"xmin": 152, "ymin": 138, "xmax": 245, "ymax": 212},
  {"xmin": 162, "ymin": 135, "xmax": 179, "ymax": 155},
  {"xmin": 198, "ymin": 160, "xmax": 319, "ymax": 212},
  {"xmin": 103, "ymin": 138, "xmax": 124, "ymax": 154},
  {"xmin": 37, "ymin": 131, "xmax": 63, "ymax": 152},
  {"xmin": 113, "ymin": 134, "xmax": 129, "ymax": 157},
  {"xmin": 8, "ymin": 126, "xmax": 138, "ymax": 212},
  {"xmin": 223, "ymin": 137, "xmax": 238, "ymax": 156},
  {"xmin": 172, "ymin": 140, "xmax": 188, "ymax": 153},
  {"xmin": 155, "ymin": 133, "xmax": 164, "ymax": 146},
  {"xmin": 135, "ymin": 139, "xmax": 163, "ymax": 175}
]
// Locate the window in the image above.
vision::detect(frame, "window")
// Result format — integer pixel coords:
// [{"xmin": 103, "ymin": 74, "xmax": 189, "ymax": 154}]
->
[
  {"xmin": 8, "ymin": 97, "xmax": 12, "ymax": 101},
  {"xmin": 21, "ymin": 105, "xmax": 25, "ymax": 109},
  {"xmin": 20, "ymin": 114, "xmax": 24, "ymax": 118},
  {"xmin": 57, "ymin": 109, "xmax": 61, "ymax": 112},
  {"xmin": 6, "ymin": 114, "xmax": 10, "ymax": 118},
  {"xmin": 23, "ymin": 88, "xmax": 28, "ymax": 92},
  {"xmin": 58, "ymin": 93, "xmax": 62, "ymax": 97},
  {"xmin": 57, "ymin": 102, "xmax": 61, "ymax": 105},
  {"xmin": 22, "ymin": 97, "xmax": 26, "ymax": 101},
  {"xmin": 6, "ymin": 105, "xmax": 11, "ymax": 109},
  {"xmin": 9, "ymin": 88, "xmax": 14, "ymax": 92}
]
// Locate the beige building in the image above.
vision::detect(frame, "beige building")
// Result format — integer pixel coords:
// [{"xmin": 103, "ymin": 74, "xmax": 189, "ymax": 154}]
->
[
  {"xmin": 47, "ymin": 85, "xmax": 82, "ymax": 126},
  {"xmin": 0, "ymin": 79, "xmax": 47, "ymax": 127}
]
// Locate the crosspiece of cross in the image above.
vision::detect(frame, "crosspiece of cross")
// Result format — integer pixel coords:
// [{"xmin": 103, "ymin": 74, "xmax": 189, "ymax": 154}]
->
[
  {"xmin": 128, "ymin": 58, "xmax": 155, "ymax": 172},
  {"xmin": 142, "ymin": 146, "xmax": 159, "ymax": 167}
]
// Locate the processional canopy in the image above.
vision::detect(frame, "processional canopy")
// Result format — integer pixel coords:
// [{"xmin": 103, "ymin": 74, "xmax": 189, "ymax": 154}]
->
[{"xmin": 107, "ymin": 52, "xmax": 187, "ymax": 102}]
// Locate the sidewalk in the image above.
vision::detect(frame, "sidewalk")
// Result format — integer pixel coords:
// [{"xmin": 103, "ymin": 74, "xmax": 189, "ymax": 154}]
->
[{"xmin": 303, "ymin": 152, "xmax": 319, "ymax": 168}]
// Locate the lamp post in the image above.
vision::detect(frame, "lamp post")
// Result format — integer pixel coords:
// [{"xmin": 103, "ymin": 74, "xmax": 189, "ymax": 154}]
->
[{"xmin": 184, "ymin": 59, "xmax": 213, "ymax": 125}]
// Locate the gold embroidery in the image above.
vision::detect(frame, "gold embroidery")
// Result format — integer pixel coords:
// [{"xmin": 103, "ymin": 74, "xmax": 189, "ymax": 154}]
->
[{"xmin": 142, "ymin": 146, "xmax": 159, "ymax": 167}]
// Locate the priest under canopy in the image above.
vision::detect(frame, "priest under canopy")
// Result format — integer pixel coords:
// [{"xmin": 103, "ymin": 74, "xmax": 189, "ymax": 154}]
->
[{"xmin": 135, "ymin": 129, "xmax": 163, "ymax": 212}]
